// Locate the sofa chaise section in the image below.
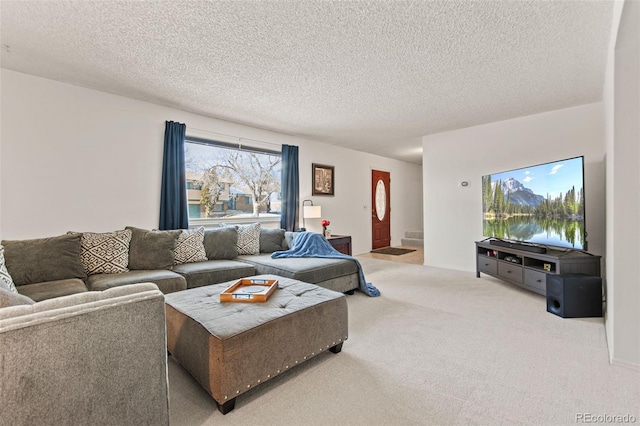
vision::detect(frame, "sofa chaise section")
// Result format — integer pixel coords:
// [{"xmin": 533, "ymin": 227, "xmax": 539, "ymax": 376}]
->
[{"xmin": 238, "ymin": 254, "xmax": 359, "ymax": 293}]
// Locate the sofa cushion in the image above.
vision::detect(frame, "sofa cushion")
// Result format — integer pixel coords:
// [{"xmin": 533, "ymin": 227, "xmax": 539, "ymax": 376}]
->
[
  {"xmin": 70, "ymin": 229, "xmax": 132, "ymax": 275},
  {"xmin": 203, "ymin": 227, "xmax": 238, "ymax": 260},
  {"xmin": 172, "ymin": 260, "xmax": 255, "ymax": 289},
  {"xmin": 2, "ymin": 233, "xmax": 87, "ymax": 285},
  {"xmin": 174, "ymin": 227, "xmax": 208, "ymax": 265},
  {"xmin": 87, "ymin": 270, "xmax": 187, "ymax": 294},
  {"xmin": 0, "ymin": 286, "xmax": 35, "ymax": 308},
  {"xmin": 0, "ymin": 245, "xmax": 17, "ymax": 293},
  {"xmin": 235, "ymin": 223, "xmax": 261, "ymax": 255},
  {"xmin": 126, "ymin": 226, "xmax": 180, "ymax": 270},
  {"xmin": 238, "ymin": 254, "xmax": 358, "ymax": 284},
  {"xmin": 16, "ymin": 278, "xmax": 88, "ymax": 302},
  {"xmin": 259, "ymin": 228, "xmax": 286, "ymax": 253}
]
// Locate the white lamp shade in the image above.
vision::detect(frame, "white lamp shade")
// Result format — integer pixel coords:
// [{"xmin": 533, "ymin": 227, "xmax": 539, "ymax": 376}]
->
[{"xmin": 303, "ymin": 205, "xmax": 322, "ymax": 219}]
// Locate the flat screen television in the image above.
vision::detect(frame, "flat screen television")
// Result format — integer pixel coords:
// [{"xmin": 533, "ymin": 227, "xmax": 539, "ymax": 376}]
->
[{"xmin": 482, "ymin": 156, "xmax": 587, "ymax": 251}]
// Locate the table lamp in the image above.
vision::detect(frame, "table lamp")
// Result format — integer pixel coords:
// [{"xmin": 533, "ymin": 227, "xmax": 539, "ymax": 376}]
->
[{"xmin": 300, "ymin": 200, "xmax": 321, "ymax": 231}]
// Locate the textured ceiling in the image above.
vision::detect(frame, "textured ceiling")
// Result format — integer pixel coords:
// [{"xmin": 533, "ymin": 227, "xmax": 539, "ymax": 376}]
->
[{"xmin": 0, "ymin": 1, "xmax": 613, "ymax": 164}]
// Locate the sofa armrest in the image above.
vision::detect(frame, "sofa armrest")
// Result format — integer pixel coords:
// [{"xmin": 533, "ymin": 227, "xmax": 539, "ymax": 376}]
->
[{"xmin": 0, "ymin": 283, "xmax": 169, "ymax": 425}]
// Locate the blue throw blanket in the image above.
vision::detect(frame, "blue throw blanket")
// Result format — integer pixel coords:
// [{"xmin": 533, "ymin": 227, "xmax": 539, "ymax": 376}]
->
[{"xmin": 271, "ymin": 232, "xmax": 380, "ymax": 297}]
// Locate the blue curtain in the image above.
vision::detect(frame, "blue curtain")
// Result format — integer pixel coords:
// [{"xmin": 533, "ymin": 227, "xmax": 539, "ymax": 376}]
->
[
  {"xmin": 159, "ymin": 120, "xmax": 188, "ymax": 230},
  {"xmin": 280, "ymin": 145, "xmax": 300, "ymax": 231}
]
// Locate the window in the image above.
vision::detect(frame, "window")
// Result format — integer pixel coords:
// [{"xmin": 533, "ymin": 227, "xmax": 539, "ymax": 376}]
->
[{"xmin": 184, "ymin": 137, "xmax": 282, "ymax": 223}]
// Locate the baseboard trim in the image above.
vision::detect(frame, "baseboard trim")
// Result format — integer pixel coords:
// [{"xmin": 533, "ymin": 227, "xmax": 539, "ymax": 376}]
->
[{"xmin": 611, "ymin": 357, "xmax": 640, "ymax": 371}]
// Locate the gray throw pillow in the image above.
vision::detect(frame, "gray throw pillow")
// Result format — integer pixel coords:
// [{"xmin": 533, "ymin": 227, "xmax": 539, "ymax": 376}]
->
[
  {"xmin": 126, "ymin": 226, "xmax": 181, "ymax": 270},
  {"xmin": 284, "ymin": 231, "xmax": 301, "ymax": 250},
  {"xmin": 0, "ymin": 286, "xmax": 35, "ymax": 308},
  {"xmin": 259, "ymin": 228, "xmax": 286, "ymax": 253},
  {"xmin": 203, "ymin": 227, "xmax": 238, "ymax": 260},
  {"xmin": 1, "ymin": 234, "xmax": 87, "ymax": 286}
]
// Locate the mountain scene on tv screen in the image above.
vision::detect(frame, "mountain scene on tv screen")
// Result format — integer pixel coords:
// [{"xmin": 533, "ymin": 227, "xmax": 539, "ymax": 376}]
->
[{"xmin": 482, "ymin": 158, "xmax": 585, "ymax": 250}]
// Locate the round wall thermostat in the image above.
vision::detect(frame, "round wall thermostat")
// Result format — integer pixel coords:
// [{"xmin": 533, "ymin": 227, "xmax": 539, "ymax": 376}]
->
[{"xmin": 459, "ymin": 181, "xmax": 470, "ymax": 188}]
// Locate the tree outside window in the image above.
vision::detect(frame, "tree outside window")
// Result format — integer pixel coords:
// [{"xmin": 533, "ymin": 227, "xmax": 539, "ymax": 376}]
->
[{"xmin": 185, "ymin": 141, "xmax": 281, "ymax": 220}]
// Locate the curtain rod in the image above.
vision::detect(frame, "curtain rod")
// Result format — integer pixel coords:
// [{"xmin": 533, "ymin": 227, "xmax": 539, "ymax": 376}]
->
[{"xmin": 187, "ymin": 127, "xmax": 282, "ymax": 148}]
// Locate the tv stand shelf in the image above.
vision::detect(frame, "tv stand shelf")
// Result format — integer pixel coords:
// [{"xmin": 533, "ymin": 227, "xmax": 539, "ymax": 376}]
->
[{"xmin": 475, "ymin": 240, "xmax": 601, "ymax": 295}]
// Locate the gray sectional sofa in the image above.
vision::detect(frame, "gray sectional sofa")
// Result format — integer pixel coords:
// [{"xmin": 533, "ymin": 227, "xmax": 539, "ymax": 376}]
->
[{"xmin": 1, "ymin": 225, "xmax": 359, "ymax": 302}]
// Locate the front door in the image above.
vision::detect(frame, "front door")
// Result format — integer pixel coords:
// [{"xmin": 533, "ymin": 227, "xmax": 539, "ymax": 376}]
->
[{"xmin": 371, "ymin": 170, "xmax": 391, "ymax": 249}]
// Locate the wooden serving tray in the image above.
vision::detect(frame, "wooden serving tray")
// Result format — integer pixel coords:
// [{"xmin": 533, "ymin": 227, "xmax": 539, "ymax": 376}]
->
[{"xmin": 219, "ymin": 278, "xmax": 278, "ymax": 303}]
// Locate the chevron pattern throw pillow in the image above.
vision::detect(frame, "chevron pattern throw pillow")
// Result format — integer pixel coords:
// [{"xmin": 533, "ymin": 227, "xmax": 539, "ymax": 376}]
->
[{"xmin": 174, "ymin": 227, "xmax": 208, "ymax": 265}]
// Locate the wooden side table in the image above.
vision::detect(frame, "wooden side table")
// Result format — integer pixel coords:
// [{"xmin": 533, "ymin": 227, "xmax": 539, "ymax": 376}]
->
[{"xmin": 326, "ymin": 235, "xmax": 352, "ymax": 256}]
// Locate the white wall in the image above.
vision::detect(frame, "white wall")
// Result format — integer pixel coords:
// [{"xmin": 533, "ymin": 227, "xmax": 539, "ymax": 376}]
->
[
  {"xmin": 0, "ymin": 70, "xmax": 423, "ymax": 255},
  {"xmin": 604, "ymin": 0, "xmax": 640, "ymax": 369},
  {"xmin": 602, "ymin": 0, "xmax": 622, "ymax": 366},
  {"xmin": 422, "ymin": 103, "xmax": 606, "ymax": 272}
]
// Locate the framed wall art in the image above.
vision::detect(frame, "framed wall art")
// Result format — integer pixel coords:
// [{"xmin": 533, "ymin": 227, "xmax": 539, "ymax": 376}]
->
[{"xmin": 312, "ymin": 163, "xmax": 334, "ymax": 196}]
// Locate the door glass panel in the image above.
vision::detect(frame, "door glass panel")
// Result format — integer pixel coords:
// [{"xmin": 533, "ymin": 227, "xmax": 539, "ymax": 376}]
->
[{"xmin": 375, "ymin": 179, "xmax": 386, "ymax": 221}]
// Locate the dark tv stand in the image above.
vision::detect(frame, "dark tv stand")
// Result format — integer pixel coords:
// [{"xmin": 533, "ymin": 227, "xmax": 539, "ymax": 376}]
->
[{"xmin": 476, "ymin": 240, "xmax": 601, "ymax": 295}]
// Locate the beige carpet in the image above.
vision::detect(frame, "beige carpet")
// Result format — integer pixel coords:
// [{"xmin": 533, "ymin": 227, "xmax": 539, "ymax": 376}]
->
[{"xmin": 168, "ymin": 257, "xmax": 639, "ymax": 425}]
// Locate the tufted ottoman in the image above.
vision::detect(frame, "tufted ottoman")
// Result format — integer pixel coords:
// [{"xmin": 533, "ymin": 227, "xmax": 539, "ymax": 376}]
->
[{"xmin": 165, "ymin": 274, "xmax": 348, "ymax": 414}]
